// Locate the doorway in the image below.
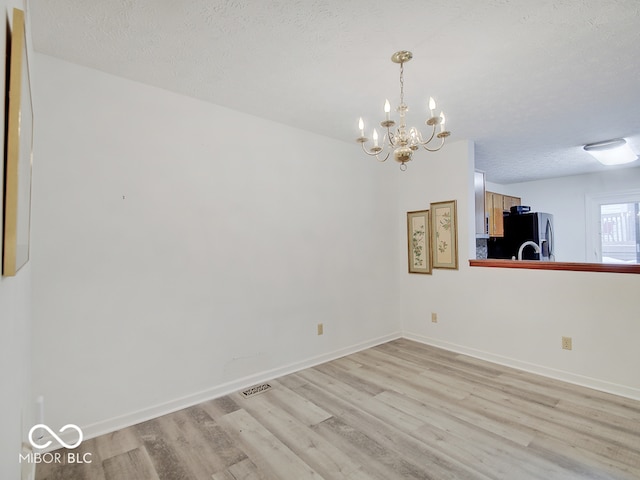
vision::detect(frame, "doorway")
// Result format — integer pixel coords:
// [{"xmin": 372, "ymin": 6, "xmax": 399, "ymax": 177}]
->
[{"xmin": 587, "ymin": 192, "xmax": 640, "ymax": 264}]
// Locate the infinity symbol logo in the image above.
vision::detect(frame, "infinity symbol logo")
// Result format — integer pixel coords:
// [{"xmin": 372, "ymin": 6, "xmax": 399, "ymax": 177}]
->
[{"xmin": 28, "ymin": 424, "xmax": 84, "ymax": 450}]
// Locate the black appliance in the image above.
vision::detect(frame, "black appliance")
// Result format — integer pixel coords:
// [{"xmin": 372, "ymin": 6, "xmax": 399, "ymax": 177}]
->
[
  {"xmin": 503, "ymin": 211, "xmax": 554, "ymax": 260},
  {"xmin": 486, "ymin": 237, "xmax": 509, "ymax": 259}
]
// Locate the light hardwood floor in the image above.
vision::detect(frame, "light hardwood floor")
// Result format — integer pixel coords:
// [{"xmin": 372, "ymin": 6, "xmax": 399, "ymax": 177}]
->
[{"xmin": 36, "ymin": 339, "xmax": 640, "ymax": 479}]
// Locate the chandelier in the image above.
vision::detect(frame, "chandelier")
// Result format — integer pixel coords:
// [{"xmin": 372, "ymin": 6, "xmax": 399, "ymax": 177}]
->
[{"xmin": 356, "ymin": 51, "xmax": 450, "ymax": 171}]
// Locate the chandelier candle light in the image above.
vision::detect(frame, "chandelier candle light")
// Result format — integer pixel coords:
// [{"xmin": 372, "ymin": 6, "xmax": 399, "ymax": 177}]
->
[{"xmin": 357, "ymin": 51, "xmax": 450, "ymax": 171}]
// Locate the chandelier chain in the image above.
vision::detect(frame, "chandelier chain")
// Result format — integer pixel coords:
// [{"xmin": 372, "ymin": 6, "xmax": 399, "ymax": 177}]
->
[{"xmin": 399, "ymin": 62, "xmax": 404, "ymax": 105}]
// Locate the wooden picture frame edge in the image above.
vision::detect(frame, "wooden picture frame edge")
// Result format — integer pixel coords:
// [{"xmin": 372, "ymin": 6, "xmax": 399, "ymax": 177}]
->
[
  {"xmin": 430, "ymin": 200, "xmax": 459, "ymax": 270},
  {"xmin": 407, "ymin": 209, "xmax": 432, "ymax": 274},
  {"xmin": 3, "ymin": 8, "xmax": 33, "ymax": 277}
]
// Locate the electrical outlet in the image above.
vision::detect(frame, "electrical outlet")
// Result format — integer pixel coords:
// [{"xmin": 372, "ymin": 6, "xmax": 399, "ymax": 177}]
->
[
  {"xmin": 431, "ymin": 312, "xmax": 438, "ymax": 323},
  {"xmin": 561, "ymin": 336, "xmax": 572, "ymax": 350},
  {"xmin": 317, "ymin": 323, "xmax": 324, "ymax": 335}
]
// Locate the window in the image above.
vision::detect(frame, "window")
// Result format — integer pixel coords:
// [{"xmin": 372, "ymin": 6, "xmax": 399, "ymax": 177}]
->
[{"xmin": 586, "ymin": 191, "xmax": 640, "ymax": 264}]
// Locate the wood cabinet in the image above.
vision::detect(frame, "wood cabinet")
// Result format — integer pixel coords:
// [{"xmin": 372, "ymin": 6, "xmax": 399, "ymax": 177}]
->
[
  {"xmin": 485, "ymin": 192, "xmax": 504, "ymax": 236},
  {"xmin": 485, "ymin": 191, "xmax": 521, "ymax": 237},
  {"xmin": 503, "ymin": 195, "xmax": 521, "ymax": 212}
]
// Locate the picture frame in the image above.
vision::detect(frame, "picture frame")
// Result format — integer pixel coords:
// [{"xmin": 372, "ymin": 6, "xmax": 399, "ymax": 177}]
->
[
  {"xmin": 3, "ymin": 8, "xmax": 33, "ymax": 277},
  {"xmin": 407, "ymin": 210, "xmax": 431, "ymax": 274},
  {"xmin": 430, "ymin": 200, "xmax": 458, "ymax": 269}
]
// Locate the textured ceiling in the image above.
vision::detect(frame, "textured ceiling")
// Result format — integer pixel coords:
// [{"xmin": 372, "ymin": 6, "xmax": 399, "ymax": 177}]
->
[{"xmin": 28, "ymin": 0, "xmax": 640, "ymax": 184}]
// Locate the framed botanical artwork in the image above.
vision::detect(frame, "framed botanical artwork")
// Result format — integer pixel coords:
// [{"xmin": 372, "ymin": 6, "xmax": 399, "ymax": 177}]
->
[
  {"xmin": 430, "ymin": 200, "xmax": 458, "ymax": 269},
  {"xmin": 407, "ymin": 210, "xmax": 431, "ymax": 274},
  {"xmin": 3, "ymin": 9, "xmax": 33, "ymax": 276}
]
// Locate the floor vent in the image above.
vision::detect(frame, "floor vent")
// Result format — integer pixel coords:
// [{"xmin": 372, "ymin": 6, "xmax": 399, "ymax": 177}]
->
[{"xmin": 241, "ymin": 383, "xmax": 272, "ymax": 398}]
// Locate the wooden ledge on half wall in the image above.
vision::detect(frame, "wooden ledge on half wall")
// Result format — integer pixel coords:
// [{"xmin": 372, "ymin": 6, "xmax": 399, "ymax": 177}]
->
[{"xmin": 469, "ymin": 259, "xmax": 640, "ymax": 274}]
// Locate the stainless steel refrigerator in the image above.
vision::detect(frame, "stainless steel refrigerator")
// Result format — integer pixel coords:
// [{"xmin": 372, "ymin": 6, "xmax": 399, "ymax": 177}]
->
[{"xmin": 503, "ymin": 211, "xmax": 554, "ymax": 260}]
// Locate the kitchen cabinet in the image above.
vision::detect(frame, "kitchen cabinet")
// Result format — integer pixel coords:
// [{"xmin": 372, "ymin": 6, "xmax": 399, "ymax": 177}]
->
[
  {"xmin": 486, "ymin": 192, "xmax": 504, "ymax": 236},
  {"xmin": 486, "ymin": 191, "xmax": 521, "ymax": 237},
  {"xmin": 503, "ymin": 195, "xmax": 521, "ymax": 212}
]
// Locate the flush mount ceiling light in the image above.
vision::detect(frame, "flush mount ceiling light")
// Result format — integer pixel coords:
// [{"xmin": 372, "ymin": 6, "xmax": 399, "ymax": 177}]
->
[
  {"xmin": 583, "ymin": 138, "xmax": 638, "ymax": 166},
  {"xmin": 356, "ymin": 51, "xmax": 450, "ymax": 171}
]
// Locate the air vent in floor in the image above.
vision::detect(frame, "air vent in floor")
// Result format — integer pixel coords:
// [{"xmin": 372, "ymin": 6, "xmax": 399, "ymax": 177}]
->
[{"xmin": 241, "ymin": 383, "xmax": 272, "ymax": 398}]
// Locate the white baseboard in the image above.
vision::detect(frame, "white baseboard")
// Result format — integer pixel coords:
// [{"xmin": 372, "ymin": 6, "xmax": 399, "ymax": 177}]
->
[
  {"xmin": 77, "ymin": 331, "xmax": 402, "ymax": 443},
  {"xmin": 403, "ymin": 332, "xmax": 640, "ymax": 401}
]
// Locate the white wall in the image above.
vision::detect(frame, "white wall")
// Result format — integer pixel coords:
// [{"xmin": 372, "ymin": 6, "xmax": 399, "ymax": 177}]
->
[
  {"xmin": 0, "ymin": 2, "xmax": 33, "ymax": 479},
  {"xmin": 400, "ymin": 143, "xmax": 640, "ymax": 399},
  {"xmin": 31, "ymin": 55, "xmax": 400, "ymax": 439},
  {"xmin": 488, "ymin": 167, "xmax": 640, "ymax": 262}
]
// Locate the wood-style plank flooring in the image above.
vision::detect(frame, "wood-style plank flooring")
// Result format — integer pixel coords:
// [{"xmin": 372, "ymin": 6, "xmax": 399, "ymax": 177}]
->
[{"xmin": 36, "ymin": 339, "xmax": 640, "ymax": 479}]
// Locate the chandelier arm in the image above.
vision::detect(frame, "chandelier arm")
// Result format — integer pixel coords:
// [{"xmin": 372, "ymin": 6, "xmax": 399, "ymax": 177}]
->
[
  {"xmin": 413, "ymin": 124, "xmax": 436, "ymax": 146},
  {"xmin": 422, "ymin": 137, "xmax": 446, "ymax": 152},
  {"xmin": 376, "ymin": 152, "xmax": 391, "ymax": 163},
  {"xmin": 360, "ymin": 141, "xmax": 385, "ymax": 157},
  {"xmin": 386, "ymin": 127, "xmax": 397, "ymax": 147}
]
